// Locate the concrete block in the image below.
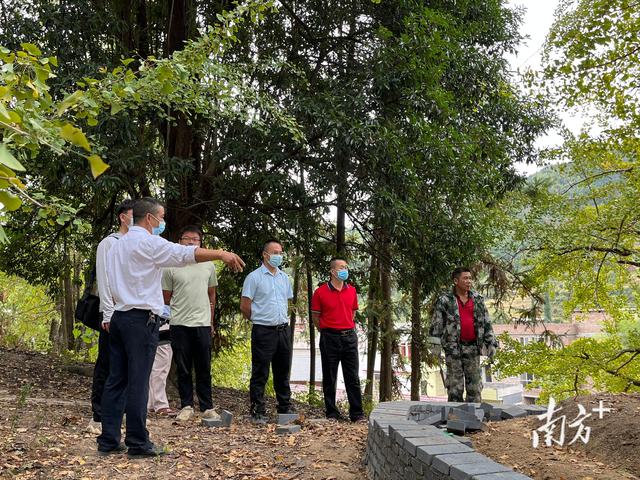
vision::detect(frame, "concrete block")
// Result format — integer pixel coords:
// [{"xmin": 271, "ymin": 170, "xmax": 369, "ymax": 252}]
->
[
  {"xmin": 416, "ymin": 442, "xmax": 473, "ymax": 465},
  {"xmin": 489, "ymin": 408, "xmax": 503, "ymax": 421},
  {"xmin": 501, "ymin": 406, "xmax": 527, "ymax": 419},
  {"xmin": 480, "ymin": 402, "xmax": 495, "ymax": 414},
  {"xmin": 451, "ymin": 434, "xmax": 473, "ymax": 447},
  {"xmin": 523, "ymin": 405, "xmax": 547, "ymax": 416},
  {"xmin": 416, "ymin": 413, "xmax": 444, "ymax": 426},
  {"xmin": 276, "ymin": 424, "xmax": 301, "ymax": 434},
  {"xmin": 201, "ymin": 417, "xmax": 223, "ymax": 427},
  {"xmin": 432, "ymin": 452, "xmax": 489, "ymax": 475},
  {"xmin": 448, "ymin": 408, "xmax": 484, "ymax": 430},
  {"xmin": 471, "ymin": 472, "xmax": 532, "ymax": 480},
  {"xmin": 277, "ymin": 413, "xmax": 300, "ymax": 425},
  {"xmin": 220, "ymin": 409, "xmax": 233, "ymax": 427},
  {"xmin": 475, "ymin": 409, "xmax": 485, "ymax": 422},
  {"xmin": 446, "ymin": 420, "xmax": 466, "ymax": 435},
  {"xmin": 450, "ymin": 460, "xmax": 512, "ymax": 480},
  {"xmin": 459, "ymin": 404, "xmax": 477, "ymax": 413}
]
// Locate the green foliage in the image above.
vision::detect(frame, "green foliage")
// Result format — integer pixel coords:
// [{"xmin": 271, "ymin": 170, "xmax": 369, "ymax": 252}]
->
[
  {"xmin": 212, "ymin": 338, "xmax": 274, "ymax": 397},
  {"xmin": 0, "ymin": 271, "xmax": 57, "ymax": 351},
  {"xmin": 494, "ymin": 325, "xmax": 640, "ymax": 401}
]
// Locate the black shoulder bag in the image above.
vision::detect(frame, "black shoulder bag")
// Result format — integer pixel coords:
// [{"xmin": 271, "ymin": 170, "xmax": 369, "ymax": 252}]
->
[{"xmin": 75, "ymin": 266, "xmax": 102, "ymax": 331}]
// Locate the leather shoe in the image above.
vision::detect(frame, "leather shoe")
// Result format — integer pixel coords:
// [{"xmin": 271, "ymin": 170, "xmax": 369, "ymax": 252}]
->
[
  {"xmin": 97, "ymin": 444, "xmax": 126, "ymax": 456},
  {"xmin": 127, "ymin": 445, "xmax": 167, "ymax": 458},
  {"xmin": 251, "ymin": 413, "xmax": 268, "ymax": 425}
]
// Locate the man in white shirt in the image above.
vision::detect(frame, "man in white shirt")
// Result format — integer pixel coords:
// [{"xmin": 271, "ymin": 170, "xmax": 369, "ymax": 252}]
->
[
  {"xmin": 87, "ymin": 199, "xmax": 134, "ymax": 435},
  {"xmin": 97, "ymin": 197, "xmax": 244, "ymax": 457}
]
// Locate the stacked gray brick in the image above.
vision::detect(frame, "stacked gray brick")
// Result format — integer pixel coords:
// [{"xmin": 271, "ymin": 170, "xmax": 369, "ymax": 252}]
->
[{"xmin": 365, "ymin": 401, "xmax": 533, "ymax": 480}]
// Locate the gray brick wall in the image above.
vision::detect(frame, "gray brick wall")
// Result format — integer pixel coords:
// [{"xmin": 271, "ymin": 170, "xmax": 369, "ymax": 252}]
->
[{"xmin": 365, "ymin": 401, "xmax": 532, "ymax": 480}]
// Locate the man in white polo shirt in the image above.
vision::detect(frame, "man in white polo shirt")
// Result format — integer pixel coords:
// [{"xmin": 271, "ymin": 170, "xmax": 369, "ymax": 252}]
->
[{"xmin": 97, "ymin": 197, "xmax": 244, "ymax": 457}]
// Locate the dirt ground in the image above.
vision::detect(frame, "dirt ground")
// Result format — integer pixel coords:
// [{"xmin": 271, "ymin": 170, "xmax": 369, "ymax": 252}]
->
[
  {"xmin": 471, "ymin": 393, "xmax": 640, "ymax": 480},
  {"xmin": 0, "ymin": 348, "xmax": 366, "ymax": 480}
]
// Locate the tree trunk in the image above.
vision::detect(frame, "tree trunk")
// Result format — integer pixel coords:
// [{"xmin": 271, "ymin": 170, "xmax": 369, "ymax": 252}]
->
[
  {"xmin": 307, "ymin": 262, "xmax": 316, "ymax": 393},
  {"xmin": 378, "ymin": 232, "xmax": 393, "ymax": 402},
  {"xmin": 364, "ymin": 254, "xmax": 380, "ymax": 401},
  {"xmin": 410, "ymin": 275, "xmax": 422, "ymax": 400},
  {"xmin": 289, "ymin": 256, "xmax": 300, "ymax": 359},
  {"xmin": 163, "ymin": 0, "xmax": 203, "ymax": 241}
]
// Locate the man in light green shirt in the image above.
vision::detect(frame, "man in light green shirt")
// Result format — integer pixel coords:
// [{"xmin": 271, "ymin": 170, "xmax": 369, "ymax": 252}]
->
[{"xmin": 162, "ymin": 225, "xmax": 218, "ymax": 421}]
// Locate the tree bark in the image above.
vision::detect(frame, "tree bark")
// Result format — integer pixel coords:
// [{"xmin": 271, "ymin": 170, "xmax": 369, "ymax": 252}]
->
[
  {"xmin": 364, "ymin": 254, "xmax": 380, "ymax": 401},
  {"xmin": 378, "ymin": 231, "xmax": 393, "ymax": 402},
  {"xmin": 307, "ymin": 262, "xmax": 316, "ymax": 393},
  {"xmin": 289, "ymin": 256, "xmax": 300, "ymax": 358},
  {"xmin": 410, "ymin": 275, "xmax": 422, "ymax": 400}
]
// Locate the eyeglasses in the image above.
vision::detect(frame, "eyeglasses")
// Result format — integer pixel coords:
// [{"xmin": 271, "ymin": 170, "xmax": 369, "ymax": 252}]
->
[{"xmin": 180, "ymin": 236, "xmax": 201, "ymax": 242}]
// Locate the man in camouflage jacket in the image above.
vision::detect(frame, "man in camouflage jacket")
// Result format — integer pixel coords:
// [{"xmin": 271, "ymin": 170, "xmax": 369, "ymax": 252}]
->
[{"xmin": 428, "ymin": 267, "xmax": 497, "ymax": 402}]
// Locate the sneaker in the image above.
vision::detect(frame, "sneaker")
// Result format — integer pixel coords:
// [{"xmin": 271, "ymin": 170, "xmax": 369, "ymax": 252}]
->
[
  {"xmin": 176, "ymin": 406, "xmax": 194, "ymax": 422},
  {"xmin": 86, "ymin": 419, "xmax": 102, "ymax": 435},
  {"xmin": 202, "ymin": 408, "xmax": 220, "ymax": 420},
  {"xmin": 351, "ymin": 415, "xmax": 367, "ymax": 423},
  {"xmin": 251, "ymin": 413, "xmax": 268, "ymax": 425}
]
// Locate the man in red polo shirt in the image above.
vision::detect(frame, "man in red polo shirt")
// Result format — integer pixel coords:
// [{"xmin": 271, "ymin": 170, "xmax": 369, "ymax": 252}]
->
[{"xmin": 311, "ymin": 257, "xmax": 365, "ymax": 422}]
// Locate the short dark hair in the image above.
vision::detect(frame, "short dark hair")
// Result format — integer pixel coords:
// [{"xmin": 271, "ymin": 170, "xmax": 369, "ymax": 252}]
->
[
  {"xmin": 179, "ymin": 225, "xmax": 203, "ymax": 239},
  {"xmin": 133, "ymin": 197, "xmax": 163, "ymax": 223},
  {"xmin": 452, "ymin": 266, "xmax": 471, "ymax": 280},
  {"xmin": 262, "ymin": 238, "xmax": 282, "ymax": 253},
  {"xmin": 116, "ymin": 199, "xmax": 135, "ymax": 218},
  {"xmin": 330, "ymin": 257, "xmax": 347, "ymax": 269}
]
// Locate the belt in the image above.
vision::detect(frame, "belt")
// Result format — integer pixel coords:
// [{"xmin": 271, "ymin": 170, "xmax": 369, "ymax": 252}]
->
[
  {"xmin": 130, "ymin": 309, "xmax": 168, "ymax": 326},
  {"xmin": 459, "ymin": 340, "xmax": 478, "ymax": 346},
  {"xmin": 322, "ymin": 328, "xmax": 355, "ymax": 336},
  {"xmin": 255, "ymin": 323, "xmax": 289, "ymax": 331}
]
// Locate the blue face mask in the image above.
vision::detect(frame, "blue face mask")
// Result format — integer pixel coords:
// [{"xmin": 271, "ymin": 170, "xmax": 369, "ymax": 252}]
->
[
  {"xmin": 150, "ymin": 214, "xmax": 166, "ymax": 236},
  {"xmin": 337, "ymin": 269, "xmax": 349, "ymax": 281},
  {"xmin": 268, "ymin": 254, "xmax": 283, "ymax": 268}
]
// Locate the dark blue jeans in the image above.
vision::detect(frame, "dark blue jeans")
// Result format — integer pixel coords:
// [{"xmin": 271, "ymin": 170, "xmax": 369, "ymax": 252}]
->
[{"xmin": 97, "ymin": 309, "xmax": 159, "ymax": 452}]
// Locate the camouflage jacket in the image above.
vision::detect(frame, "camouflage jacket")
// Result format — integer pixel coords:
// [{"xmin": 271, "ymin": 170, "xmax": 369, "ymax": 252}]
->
[{"xmin": 428, "ymin": 289, "xmax": 497, "ymax": 352}]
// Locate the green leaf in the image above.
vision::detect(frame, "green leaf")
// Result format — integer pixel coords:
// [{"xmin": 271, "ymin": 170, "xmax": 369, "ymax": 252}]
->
[
  {"xmin": 20, "ymin": 43, "xmax": 42, "ymax": 56},
  {"xmin": 87, "ymin": 154, "xmax": 109, "ymax": 178},
  {"xmin": 56, "ymin": 90, "xmax": 85, "ymax": 116},
  {"xmin": 0, "ymin": 189, "xmax": 22, "ymax": 211},
  {"xmin": 110, "ymin": 102, "xmax": 124, "ymax": 116},
  {"xmin": 0, "ymin": 144, "xmax": 25, "ymax": 171},
  {"xmin": 60, "ymin": 123, "xmax": 91, "ymax": 151}
]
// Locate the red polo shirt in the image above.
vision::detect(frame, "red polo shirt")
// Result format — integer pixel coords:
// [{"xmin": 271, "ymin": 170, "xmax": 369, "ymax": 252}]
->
[
  {"xmin": 311, "ymin": 282, "xmax": 359, "ymax": 330},
  {"xmin": 456, "ymin": 295, "xmax": 476, "ymax": 342}
]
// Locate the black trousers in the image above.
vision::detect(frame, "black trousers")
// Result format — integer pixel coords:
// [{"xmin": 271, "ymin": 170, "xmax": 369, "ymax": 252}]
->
[
  {"xmin": 320, "ymin": 330, "xmax": 364, "ymax": 420},
  {"xmin": 91, "ymin": 328, "xmax": 110, "ymax": 422},
  {"xmin": 249, "ymin": 324, "xmax": 292, "ymax": 415},
  {"xmin": 97, "ymin": 310, "xmax": 158, "ymax": 452},
  {"xmin": 170, "ymin": 325, "xmax": 213, "ymax": 411}
]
